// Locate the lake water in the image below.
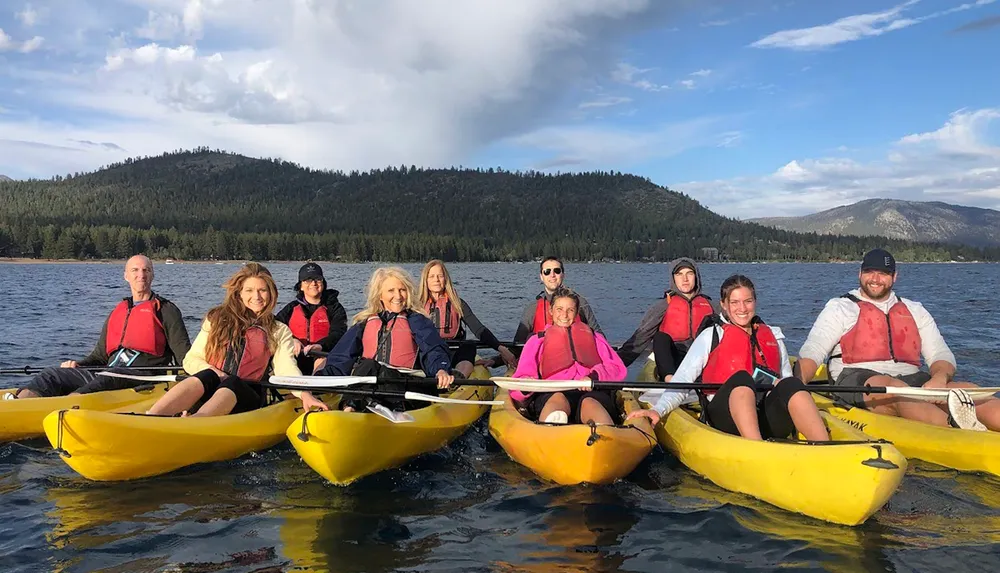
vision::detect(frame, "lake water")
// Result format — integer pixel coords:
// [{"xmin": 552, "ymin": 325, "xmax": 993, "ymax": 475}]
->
[{"xmin": 1, "ymin": 261, "xmax": 998, "ymax": 572}]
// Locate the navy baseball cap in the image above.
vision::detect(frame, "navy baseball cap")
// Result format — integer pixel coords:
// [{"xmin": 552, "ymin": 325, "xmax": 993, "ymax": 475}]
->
[
  {"xmin": 294, "ymin": 263, "xmax": 325, "ymax": 289},
  {"xmin": 861, "ymin": 249, "xmax": 896, "ymax": 274}
]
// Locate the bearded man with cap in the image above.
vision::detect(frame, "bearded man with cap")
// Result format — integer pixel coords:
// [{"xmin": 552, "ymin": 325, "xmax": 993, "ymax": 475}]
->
[
  {"xmin": 796, "ymin": 249, "xmax": 1000, "ymax": 431},
  {"xmin": 275, "ymin": 262, "xmax": 348, "ymax": 374}
]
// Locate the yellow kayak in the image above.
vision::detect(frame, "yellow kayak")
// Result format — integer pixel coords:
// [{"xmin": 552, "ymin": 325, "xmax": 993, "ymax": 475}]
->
[
  {"xmin": 488, "ymin": 388, "xmax": 656, "ymax": 485},
  {"xmin": 42, "ymin": 394, "xmax": 302, "ymax": 481},
  {"xmin": 0, "ymin": 383, "xmax": 169, "ymax": 442},
  {"xmin": 286, "ymin": 364, "xmax": 495, "ymax": 485},
  {"xmin": 814, "ymin": 395, "xmax": 1000, "ymax": 476},
  {"xmin": 640, "ymin": 361, "xmax": 906, "ymax": 526}
]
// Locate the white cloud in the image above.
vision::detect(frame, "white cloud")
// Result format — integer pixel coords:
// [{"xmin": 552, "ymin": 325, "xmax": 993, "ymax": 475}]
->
[
  {"xmin": 690, "ymin": 69, "xmax": 712, "ymax": 77},
  {"xmin": 751, "ymin": 0, "xmax": 996, "ymax": 50},
  {"xmin": 16, "ymin": 5, "xmax": 40, "ymax": 27},
  {"xmin": 578, "ymin": 95, "xmax": 632, "ymax": 109},
  {"xmin": 19, "ymin": 35, "xmax": 44, "ymax": 53},
  {"xmin": 680, "ymin": 108, "xmax": 1000, "ymax": 218},
  {"xmin": 0, "ymin": 0, "xmax": 707, "ymax": 178},
  {"xmin": 0, "ymin": 29, "xmax": 11, "ymax": 51},
  {"xmin": 612, "ymin": 62, "xmax": 670, "ymax": 91},
  {"xmin": 678, "ymin": 79, "xmax": 696, "ymax": 89}
]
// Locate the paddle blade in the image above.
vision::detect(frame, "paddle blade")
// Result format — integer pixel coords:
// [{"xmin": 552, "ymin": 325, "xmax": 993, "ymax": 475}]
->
[
  {"xmin": 95, "ymin": 372, "xmax": 181, "ymax": 383},
  {"xmin": 269, "ymin": 375, "xmax": 378, "ymax": 388},
  {"xmin": 402, "ymin": 391, "xmax": 504, "ymax": 405},
  {"xmin": 490, "ymin": 377, "xmax": 587, "ymax": 393}
]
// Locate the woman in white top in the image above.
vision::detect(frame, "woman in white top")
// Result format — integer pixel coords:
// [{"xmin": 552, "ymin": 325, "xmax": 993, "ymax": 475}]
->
[{"xmin": 628, "ymin": 274, "xmax": 829, "ymax": 441}]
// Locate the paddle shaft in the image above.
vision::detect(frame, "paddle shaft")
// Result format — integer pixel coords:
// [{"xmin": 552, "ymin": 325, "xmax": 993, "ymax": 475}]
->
[
  {"xmin": 260, "ymin": 382, "xmax": 494, "ymax": 402},
  {"xmin": 0, "ymin": 365, "xmax": 184, "ymax": 376}
]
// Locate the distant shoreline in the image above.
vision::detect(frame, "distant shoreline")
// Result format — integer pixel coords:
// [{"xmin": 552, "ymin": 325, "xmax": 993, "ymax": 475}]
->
[{"xmin": 0, "ymin": 257, "xmax": 990, "ymax": 265}]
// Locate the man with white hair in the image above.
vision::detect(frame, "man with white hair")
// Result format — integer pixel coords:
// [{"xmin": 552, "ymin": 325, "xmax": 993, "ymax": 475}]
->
[{"xmin": 11, "ymin": 255, "xmax": 191, "ymax": 398}]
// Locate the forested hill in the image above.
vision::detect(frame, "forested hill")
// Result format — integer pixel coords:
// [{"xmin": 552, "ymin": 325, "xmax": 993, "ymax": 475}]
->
[{"xmin": 0, "ymin": 148, "xmax": 996, "ymax": 262}]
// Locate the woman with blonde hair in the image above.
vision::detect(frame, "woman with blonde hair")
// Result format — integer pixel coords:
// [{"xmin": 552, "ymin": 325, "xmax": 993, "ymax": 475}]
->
[
  {"xmin": 311, "ymin": 266, "xmax": 455, "ymax": 412},
  {"xmin": 418, "ymin": 259, "xmax": 516, "ymax": 377},
  {"xmin": 147, "ymin": 262, "xmax": 325, "ymax": 416}
]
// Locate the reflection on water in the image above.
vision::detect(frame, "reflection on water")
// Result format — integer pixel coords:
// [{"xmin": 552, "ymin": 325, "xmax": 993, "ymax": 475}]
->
[{"xmin": 2, "ymin": 263, "xmax": 1000, "ymax": 572}]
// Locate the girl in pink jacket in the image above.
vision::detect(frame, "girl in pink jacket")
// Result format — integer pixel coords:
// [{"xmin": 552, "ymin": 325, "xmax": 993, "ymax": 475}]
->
[{"xmin": 512, "ymin": 287, "xmax": 626, "ymax": 425}]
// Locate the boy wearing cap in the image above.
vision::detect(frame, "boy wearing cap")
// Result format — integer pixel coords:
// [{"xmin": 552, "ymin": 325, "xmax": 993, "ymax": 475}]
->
[
  {"xmin": 275, "ymin": 263, "xmax": 348, "ymax": 374},
  {"xmin": 795, "ymin": 249, "xmax": 1000, "ymax": 431}
]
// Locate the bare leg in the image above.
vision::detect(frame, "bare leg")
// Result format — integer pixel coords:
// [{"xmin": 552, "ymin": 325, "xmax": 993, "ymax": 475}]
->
[
  {"xmin": 729, "ymin": 385, "xmax": 762, "ymax": 440},
  {"xmin": 538, "ymin": 393, "xmax": 571, "ymax": 422},
  {"xmin": 187, "ymin": 388, "xmax": 237, "ymax": 417},
  {"xmin": 579, "ymin": 397, "xmax": 614, "ymax": 425},
  {"xmin": 311, "ymin": 358, "xmax": 327, "ymax": 374},
  {"xmin": 863, "ymin": 375, "xmax": 950, "ymax": 426},
  {"xmin": 946, "ymin": 381, "xmax": 1000, "ymax": 431},
  {"xmin": 454, "ymin": 360, "xmax": 474, "ymax": 378},
  {"xmin": 14, "ymin": 389, "xmax": 40, "ymax": 399},
  {"xmin": 147, "ymin": 377, "xmax": 204, "ymax": 416},
  {"xmin": 787, "ymin": 391, "xmax": 830, "ymax": 441}
]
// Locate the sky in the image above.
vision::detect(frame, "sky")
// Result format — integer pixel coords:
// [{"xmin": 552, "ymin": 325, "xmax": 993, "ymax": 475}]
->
[{"xmin": 0, "ymin": 0, "xmax": 998, "ymax": 219}]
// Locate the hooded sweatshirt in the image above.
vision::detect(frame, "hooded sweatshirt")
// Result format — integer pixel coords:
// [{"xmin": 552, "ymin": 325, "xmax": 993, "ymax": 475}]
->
[
  {"xmin": 275, "ymin": 289, "xmax": 349, "ymax": 352},
  {"xmin": 616, "ymin": 257, "xmax": 717, "ymax": 367}
]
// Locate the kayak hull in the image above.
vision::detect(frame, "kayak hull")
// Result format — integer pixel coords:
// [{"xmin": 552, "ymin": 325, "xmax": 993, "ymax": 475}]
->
[
  {"xmin": 0, "ymin": 383, "xmax": 169, "ymax": 442},
  {"xmin": 488, "ymin": 389, "xmax": 655, "ymax": 485},
  {"xmin": 286, "ymin": 365, "xmax": 495, "ymax": 485},
  {"xmin": 640, "ymin": 360, "xmax": 906, "ymax": 526},
  {"xmin": 42, "ymin": 396, "xmax": 302, "ymax": 481},
  {"xmin": 815, "ymin": 395, "xmax": 1000, "ymax": 476}
]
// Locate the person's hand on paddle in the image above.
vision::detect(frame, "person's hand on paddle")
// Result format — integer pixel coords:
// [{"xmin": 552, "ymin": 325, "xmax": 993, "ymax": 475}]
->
[
  {"xmin": 626, "ymin": 409, "xmax": 661, "ymax": 425},
  {"xmin": 303, "ymin": 344, "xmax": 322, "ymax": 357},
  {"xmin": 436, "ymin": 370, "xmax": 455, "ymax": 389},
  {"xmin": 292, "ymin": 339, "xmax": 304, "ymax": 356},
  {"xmin": 300, "ymin": 391, "xmax": 328, "ymax": 411},
  {"xmin": 60, "ymin": 360, "xmax": 78, "ymax": 368},
  {"xmin": 497, "ymin": 346, "xmax": 517, "ymax": 368}
]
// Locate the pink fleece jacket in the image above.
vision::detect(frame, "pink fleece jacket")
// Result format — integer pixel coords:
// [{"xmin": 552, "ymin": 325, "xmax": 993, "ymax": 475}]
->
[{"xmin": 510, "ymin": 327, "xmax": 627, "ymax": 401}]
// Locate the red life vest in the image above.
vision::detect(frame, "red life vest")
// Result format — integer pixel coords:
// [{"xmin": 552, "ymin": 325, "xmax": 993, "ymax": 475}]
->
[
  {"xmin": 537, "ymin": 323, "xmax": 602, "ymax": 379},
  {"xmin": 659, "ymin": 292, "xmax": 714, "ymax": 343},
  {"xmin": 839, "ymin": 294, "xmax": 921, "ymax": 366},
  {"xmin": 700, "ymin": 319, "xmax": 782, "ymax": 392},
  {"xmin": 212, "ymin": 325, "xmax": 273, "ymax": 382},
  {"xmin": 532, "ymin": 297, "xmax": 582, "ymax": 334},
  {"xmin": 424, "ymin": 295, "xmax": 462, "ymax": 340},
  {"xmin": 361, "ymin": 313, "xmax": 419, "ymax": 369},
  {"xmin": 287, "ymin": 303, "xmax": 331, "ymax": 344},
  {"xmin": 105, "ymin": 298, "xmax": 167, "ymax": 357}
]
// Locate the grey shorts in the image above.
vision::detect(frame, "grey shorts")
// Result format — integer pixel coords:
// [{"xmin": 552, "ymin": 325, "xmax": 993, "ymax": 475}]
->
[{"xmin": 834, "ymin": 368, "xmax": 932, "ymax": 409}]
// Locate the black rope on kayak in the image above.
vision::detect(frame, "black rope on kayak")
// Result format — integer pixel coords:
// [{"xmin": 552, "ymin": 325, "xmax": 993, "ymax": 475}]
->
[
  {"xmin": 627, "ymin": 424, "xmax": 659, "ymax": 451},
  {"xmin": 296, "ymin": 410, "xmax": 314, "ymax": 442},
  {"xmin": 861, "ymin": 444, "xmax": 900, "ymax": 470},
  {"xmin": 53, "ymin": 409, "xmax": 72, "ymax": 458},
  {"xmin": 586, "ymin": 421, "xmax": 601, "ymax": 447}
]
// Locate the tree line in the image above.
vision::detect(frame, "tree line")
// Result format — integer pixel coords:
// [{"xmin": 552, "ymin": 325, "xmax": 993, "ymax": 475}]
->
[{"xmin": 1, "ymin": 148, "xmax": 997, "ymax": 262}]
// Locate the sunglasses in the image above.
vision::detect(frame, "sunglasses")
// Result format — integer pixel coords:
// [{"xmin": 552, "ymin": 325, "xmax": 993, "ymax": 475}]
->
[{"xmin": 542, "ymin": 267, "xmax": 563, "ymax": 276}]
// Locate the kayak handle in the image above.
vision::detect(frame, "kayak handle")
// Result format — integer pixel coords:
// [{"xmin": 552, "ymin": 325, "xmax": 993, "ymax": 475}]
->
[{"xmin": 861, "ymin": 444, "xmax": 900, "ymax": 470}]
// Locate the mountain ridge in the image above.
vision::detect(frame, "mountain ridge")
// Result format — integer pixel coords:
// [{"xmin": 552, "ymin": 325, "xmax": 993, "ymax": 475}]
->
[{"xmin": 750, "ymin": 199, "xmax": 1000, "ymax": 247}]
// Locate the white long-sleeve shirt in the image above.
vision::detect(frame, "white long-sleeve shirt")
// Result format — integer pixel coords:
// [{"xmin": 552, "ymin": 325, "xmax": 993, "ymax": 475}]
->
[
  {"xmin": 642, "ymin": 318, "xmax": 793, "ymax": 417},
  {"xmin": 797, "ymin": 288, "xmax": 955, "ymax": 380}
]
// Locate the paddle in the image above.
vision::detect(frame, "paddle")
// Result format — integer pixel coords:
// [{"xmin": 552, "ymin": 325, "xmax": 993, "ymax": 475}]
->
[
  {"xmin": 0, "ymin": 365, "xmax": 184, "ymax": 376},
  {"xmin": 261, "ymin": 381, "xmax": 503, "ymax": 406},
  {"xmin": 267, "ymin": 375, "xmax": 496, "ymax": 390},
  {"xmin": 489, "ymin": 377, "xmax": 1000, "ymax": 401}
]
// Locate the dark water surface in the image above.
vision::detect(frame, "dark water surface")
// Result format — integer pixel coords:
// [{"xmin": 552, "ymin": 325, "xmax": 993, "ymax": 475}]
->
[{"xmin": 1, "ymin": 262, "xmax": 999, "ymax": 572}]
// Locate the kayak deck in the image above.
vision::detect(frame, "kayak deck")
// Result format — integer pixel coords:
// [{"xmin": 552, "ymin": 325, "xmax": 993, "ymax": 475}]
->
[
  {"xmin": 1, "ymin": 383, "xmax": 170, "ymax": 442},
  {"xmin": 286, "ymin": 365, "xmax": 495, "ymax": 485},
  {"xmin": 43, "ymin": 394, "xmax": 302, "ymax": 481},
  {"xmin": 814, "ymin": 394, "xmax": 1000, "ymax": 477},
  {"xmin": 640, "ymin": 360, "xmax": 906, "ymax": 526},
  {"xmin": 488, "ymin": 388, "xmax": 656, "ymax": 486}
]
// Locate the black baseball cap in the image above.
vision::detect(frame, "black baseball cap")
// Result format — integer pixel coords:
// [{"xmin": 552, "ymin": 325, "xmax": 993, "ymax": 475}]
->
[
  {"xmin": 861, "ymin": 249, "xmax": 896, "ymax": 274},
  {"xmin": 294, "ymin": 263, "xmax": 325, "ymax": 289}
]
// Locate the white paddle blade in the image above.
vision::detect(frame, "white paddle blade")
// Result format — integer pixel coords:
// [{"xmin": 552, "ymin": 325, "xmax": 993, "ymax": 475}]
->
[
  {"xmin": 269, "ymin": 375, "xmax": 378, "ymax": 388},
  {"xmin": 490, "ymin": 377, "xmax": 591, "ymax": 393},
  {"xmin": 96, "ymin": 372, "xmax": 179, "ymax": 383},
  {"xmin": 885, "ymin": 386, "xmax": 1000, "ymax": 401},
  {"xmin": 402, "ymin": 391, "xmax": 504, "ymax": 405}
]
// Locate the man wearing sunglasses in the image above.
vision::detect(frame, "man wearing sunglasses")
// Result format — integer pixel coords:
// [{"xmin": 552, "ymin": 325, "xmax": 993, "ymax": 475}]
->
[{"xmin": 510, "ymin": 256, "xmax": 603, "ymax": 353}]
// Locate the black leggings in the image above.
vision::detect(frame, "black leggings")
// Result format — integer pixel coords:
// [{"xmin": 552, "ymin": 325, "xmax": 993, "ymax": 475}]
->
[
  {"xmin": 339, "ymin": 359, "xmax": 439, "ymax": 412},
  {"xmin": 193, "ymin": 370, "xmax": 265, "ymax": 414},
  {"xmin": 704, "ymin": 371, "xmax": 807, "ymax": 439},
  {"xmin": 449, "ymin": 340, "xmax": 477, "ymax": 368},
  {"xmin": 652, "ymin": 332, "xmax": 687, "ymax": 380}
]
